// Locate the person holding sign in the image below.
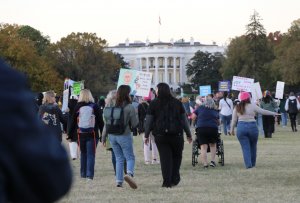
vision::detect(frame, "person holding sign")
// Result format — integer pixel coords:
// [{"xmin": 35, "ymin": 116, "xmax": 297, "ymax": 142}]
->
[{"xmin": 230, "ymin": 92, "xmax": 279, "ymax": 169}]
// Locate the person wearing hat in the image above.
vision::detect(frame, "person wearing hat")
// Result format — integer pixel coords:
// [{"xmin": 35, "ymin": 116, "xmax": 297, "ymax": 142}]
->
[
  {"xmin": 260, "ymin": 90, "xmax": 278, "ymax": 138},
  {"xmin": 230, "ymin": 92, "xmax": 279, "ymax": 169}
]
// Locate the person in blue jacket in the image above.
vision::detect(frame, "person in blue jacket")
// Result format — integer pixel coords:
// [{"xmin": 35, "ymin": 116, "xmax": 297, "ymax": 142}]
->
[{"xmin": 0, "ymin": 59, "xmax": 72, "ymax": 203}]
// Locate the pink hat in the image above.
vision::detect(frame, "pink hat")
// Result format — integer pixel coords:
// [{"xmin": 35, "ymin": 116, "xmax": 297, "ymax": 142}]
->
[
  {"xmin": 144, "ymin": 91, "xmax": 152, "ymax": 101},
  {"xmin": 240, "ymin": 92, "xmax": 250, "ymax": 101}
]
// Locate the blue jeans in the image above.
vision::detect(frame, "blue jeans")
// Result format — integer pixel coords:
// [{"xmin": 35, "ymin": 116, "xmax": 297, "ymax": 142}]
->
[
  {"xmin": 109, "ymin": 134, "xmax": 135, "ymax": 184},
  {"xmin": 281, "ymin": 112, "xmax": 288, "ymax": 127},
  {"xmin": 236, "ymin": 122, "xmax": 259, "ymax": 169},
  {"xmin": 220, "ymin": 114, "xmax": 232, "ymax": 135},
  {"xmin": 256, "ymin": 114, "xmax": 264, "ymax": 136},
  {"xmin": 79, "ymin": 134, "xmax": 97, "ymax": 179}
]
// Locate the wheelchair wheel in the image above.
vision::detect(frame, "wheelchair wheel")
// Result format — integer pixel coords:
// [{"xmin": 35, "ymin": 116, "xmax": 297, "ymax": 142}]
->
[
  {"xmin": 218, "ymin": 140, "xmax": 224, "ymax": 166},
  {"xmin": 192, "ymin": 141, "xmax": 199, "ymax": 167}
]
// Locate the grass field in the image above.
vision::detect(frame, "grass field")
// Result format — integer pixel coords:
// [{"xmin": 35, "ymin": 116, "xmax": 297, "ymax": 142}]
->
[{"xmin": 59, "ymin": 125, "xmax": 300, "ymax": 203}]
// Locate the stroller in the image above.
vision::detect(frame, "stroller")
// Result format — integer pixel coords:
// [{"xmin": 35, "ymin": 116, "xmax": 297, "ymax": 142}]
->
[{"xmin": 192, "ymin": 133, "xmax": 224, "ymax": 166}]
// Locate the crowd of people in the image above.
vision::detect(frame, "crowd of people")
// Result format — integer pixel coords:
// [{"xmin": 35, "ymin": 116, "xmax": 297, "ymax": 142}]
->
[
  {"xmin": 3, "ymin": 56, "xmax": 300, "ymax": 201},
  {"xmin": 36, "ymin": 82, "xmax": 300, "ymax": 190}
]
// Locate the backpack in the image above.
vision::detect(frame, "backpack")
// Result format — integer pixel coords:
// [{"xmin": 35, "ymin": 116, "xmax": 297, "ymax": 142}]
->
[
  {"xmin": 288, "ymin": 99, "xmax": 298, "ymax": 114},
  {"xmin": 154, "ymin": 99, "xmax": 183, "ymax": 136},
  {"xmin": 77, "ymin": 104, "xmax": 95, "ymax": 133},
  {"xmin": 103, "ymin": 106, "xmax": 126, "ymax": 135}
]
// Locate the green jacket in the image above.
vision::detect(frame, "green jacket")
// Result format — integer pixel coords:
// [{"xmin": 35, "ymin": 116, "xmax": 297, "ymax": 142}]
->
[{"xmin": 260, "ymin": 100, "xmax": 278, "ymax": 112}]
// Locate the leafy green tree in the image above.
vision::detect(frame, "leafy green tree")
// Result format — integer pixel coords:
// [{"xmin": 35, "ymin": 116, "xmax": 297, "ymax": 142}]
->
[
  {"xmin": 186, "ymin": 51, "xmax": 223, "ymax": 90},
  {"xmin": 272, "ymin": 19, "xmax": 300, "ymax": 88},
  {"xmin": 48, "ymin": 32, "xmax": 121, "ymax": 95},
  {"xmin": 111, "ymin": 52, "xmax": 130, "ymax": 82},
  {"xmin": 0, "ymin": 24, "xmax": 63, "ymax": 93},
  {"xmin": 18, "ymin": 25, "xmax": 50, "ymax": 55},
  {"xmin": 220, "ymin": 11, "xmax": 275, "ymax": 89}
]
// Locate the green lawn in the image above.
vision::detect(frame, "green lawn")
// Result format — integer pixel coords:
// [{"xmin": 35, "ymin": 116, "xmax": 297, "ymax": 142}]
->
[{"xmin": 59, "ymin": 126, "xmax": 300, "ymax": 203}]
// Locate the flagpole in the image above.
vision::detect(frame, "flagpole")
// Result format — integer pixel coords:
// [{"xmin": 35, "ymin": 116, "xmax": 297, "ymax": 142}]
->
[{"xmin": 158, "ymin": 15, "xmax": 161, "ymax": 42}]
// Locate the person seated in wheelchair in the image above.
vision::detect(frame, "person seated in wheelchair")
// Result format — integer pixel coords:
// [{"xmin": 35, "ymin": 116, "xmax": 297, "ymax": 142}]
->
[{"xmin": 191, "ymin": 97, "xmax": 220, "ymax": 168}]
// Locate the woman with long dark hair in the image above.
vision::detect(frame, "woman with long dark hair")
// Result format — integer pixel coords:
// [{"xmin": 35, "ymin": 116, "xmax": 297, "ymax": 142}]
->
[
  {"xmin": 144, "ymin": 83, "xmax": 192, "ymax": 188},
  {"xmin": 106, "ymin": 85, "xmax": 138, "ymax": 189},
  {"xmin": 230, "ymin": 92, "xmax": 278, "ymax": 169}
]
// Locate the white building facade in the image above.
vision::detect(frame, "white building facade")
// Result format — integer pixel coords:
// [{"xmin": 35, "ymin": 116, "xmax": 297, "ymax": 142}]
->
[{"xmin": 106, "ymin": 38, "xmax": 225, "ymax": 89}]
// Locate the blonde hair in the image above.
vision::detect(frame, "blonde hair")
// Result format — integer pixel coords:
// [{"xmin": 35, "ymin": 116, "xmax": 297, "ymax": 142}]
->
[
  {"xmin": 78, "ymin": 89, "xmax": 94, "ymax": 103},
  {"xmin": 105, "ymin": 90, "xmax": 117, "ymax": 107},
  {"xmin": 43, "ymin": 91, "xmax": 56, "ymax": 104}
]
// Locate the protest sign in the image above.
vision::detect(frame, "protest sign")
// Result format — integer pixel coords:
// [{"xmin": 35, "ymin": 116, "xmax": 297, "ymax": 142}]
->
[
  {"xmin": 117, "ymin": 68, "xmax": 152, "ymax": 97},
  {"xmin": 72, "ymin": 81, "xmax": 84, "ymax": 96},
  {"xmin": 218, "ymin": 81, "xmax": 231, "ymax": 92},
  {"xmin": 199, "ymin": 85, "xmax": 212, "ymax": 97},
  {"xmin": 232, "ymin": 76, "xmax": 254, "ymax": 92},
  {"xmin": 251, "ymin": 82, "xmax": 263, "ymax": 101},
  {"xmin": 275, "ymin": 81, "xmax": 285, "ymax": 99},
  {"xmin": 61, "ymin": 89, "xmax": 69, "ymax": 112}
]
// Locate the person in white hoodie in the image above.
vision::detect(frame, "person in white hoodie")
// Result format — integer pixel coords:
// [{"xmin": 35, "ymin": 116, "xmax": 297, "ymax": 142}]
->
[{"xmin": 285, "ymin": 92, "xmax": 300, "ymax": 132}]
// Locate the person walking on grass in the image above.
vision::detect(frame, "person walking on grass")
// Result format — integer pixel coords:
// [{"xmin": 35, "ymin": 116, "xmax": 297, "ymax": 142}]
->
[
  {"xmin": 68, "ymin": 89, "xmax": 104, "ymax": 180},
  {"xmin": 102, "ymin": 90, "xmax": 127, "ymax": 175},
  {"xmin": 260, "ymin": 91, "xmax": 278, "ymax": 138},
  {"xmin": 192, "ymin": 98, "xmax": 219, "ymax": 169},
  {"xmin": 218, "ymin": 91, "xmax": 233, "ymax": 135},
  {"xmin": 230, "ymin": 92, "xmax": 279, "ymax": 169},
  {"xmin": 144, "ymin": 83, "xmax": 192, "ymax": 188},
  {"xmin": 285, "ymin": 92, "xmax": 300, "ymax": 132},
  {"xmin": 104, "ymin": 85, "xmax": 139, "ymax": 189}
]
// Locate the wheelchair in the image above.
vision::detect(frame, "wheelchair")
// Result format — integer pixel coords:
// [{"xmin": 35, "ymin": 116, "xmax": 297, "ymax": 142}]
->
[{"xmin": 192, "ymin": 133, "xmax": 224, "ymax": 167}]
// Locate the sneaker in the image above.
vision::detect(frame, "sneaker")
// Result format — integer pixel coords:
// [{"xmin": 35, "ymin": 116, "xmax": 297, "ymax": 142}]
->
[
  {"xmin": 116, "ymin": 183, "xmax": 123, "ymax": 187},
  {"xmin": 203, "ymin": 165, "xmax": 208, "ymax": 169},
  {"xmin": 145, "ymin": 161, "xmax": 150, "ymax": 165},
  {"xmin": 210, "ymin": 161, "xmax": 216, "ymax": 167},
  {"xmin": 152, "ymin": 159, "xmax": 160, "ymax": 164},
  {"xmin": 124, "ymin": 174, "xmax": 138, "ymax": 189}
]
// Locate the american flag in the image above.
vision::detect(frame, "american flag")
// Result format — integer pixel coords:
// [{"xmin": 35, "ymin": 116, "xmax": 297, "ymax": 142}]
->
[{"xmin": 159, "ymin": 16, "xmax": 161, "ymax": 25}]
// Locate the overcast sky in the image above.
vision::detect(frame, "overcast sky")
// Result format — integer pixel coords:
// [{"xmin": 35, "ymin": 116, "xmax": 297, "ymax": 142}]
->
[{"xmin": 1, "ymin": 0, "xmax": 300, "ymax": 46}]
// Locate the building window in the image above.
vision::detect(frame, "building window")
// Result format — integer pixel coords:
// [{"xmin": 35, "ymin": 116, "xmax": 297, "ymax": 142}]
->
[{"xmin": 169, "ymin": 73, "xmax": 172, "ymax": 84}]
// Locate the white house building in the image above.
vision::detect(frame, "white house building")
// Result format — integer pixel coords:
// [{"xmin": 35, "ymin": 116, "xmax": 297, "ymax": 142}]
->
[{"xmin": 106, "ymin": 38, "xmax": 225, "ymax": 89}]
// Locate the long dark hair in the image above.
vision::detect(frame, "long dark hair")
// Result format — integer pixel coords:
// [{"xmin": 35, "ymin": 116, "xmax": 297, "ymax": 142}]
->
[
  {"xmin": 236, "ymin": 98, "xmax": 251, "ymax": 115},
  {"xmin": 157, "ymin": 83, "xmax": 172, "ymax": 103},
  {"xmin": 223, "ymin": 91, "xmax": 228, "ymax": 101},
  {"xmin": 262, "ymin": 95, "xmax": 272, "ymax": 103},
  {"xmin": 116, "ymin": 85, "xmax": 131, "ymax": 107}
]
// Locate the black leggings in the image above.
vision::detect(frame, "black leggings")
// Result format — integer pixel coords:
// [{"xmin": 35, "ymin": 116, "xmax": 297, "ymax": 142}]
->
[
  {"xmin": 262, "ymin": 115, "xmax": 275, "ymax": 138},
  {"xmin": 155, "ymin": 135, "xmax": 184, "ymax": 187},
  {"xmin": 289, "ymin": 113, "xmax": 298, "ymax": 131}
]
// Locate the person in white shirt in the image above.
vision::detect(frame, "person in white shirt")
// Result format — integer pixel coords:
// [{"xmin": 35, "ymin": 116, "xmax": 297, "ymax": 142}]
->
[{"xmin": 219, "ymin": 91, "xmax": 233, "ymax": 135}]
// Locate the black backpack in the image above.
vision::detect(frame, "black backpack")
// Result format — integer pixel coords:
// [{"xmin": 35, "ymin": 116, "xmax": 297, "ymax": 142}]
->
[
  {"xmin": 288, "ymin": 99, "xmax": 298, "ymax": 114},
  {"xmin": 154, "ymin": 99, "xmax": 183, "ymax": 136},
  {"xmin": 103, "ymin": 106, "xmax": 126, "ymax": 135}
]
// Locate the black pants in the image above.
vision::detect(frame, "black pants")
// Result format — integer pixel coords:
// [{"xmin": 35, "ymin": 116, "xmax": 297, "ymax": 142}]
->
[
  {"xmin": 289, "ymin": 113, "xmax": 298, "ymax": 131},
  {"xmin": 154, "ymin": 135, "xmax": 184, "ymax": 187},
  {"xmin": 262, "ymin": 115, "xmax": 275, "ymax": 138}
]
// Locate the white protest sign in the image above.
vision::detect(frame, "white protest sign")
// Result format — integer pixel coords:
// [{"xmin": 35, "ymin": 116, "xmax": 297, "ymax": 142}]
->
[
  {"xmin": 62, "ymin": 89, "xmax": 69, "ymax": 112},
  {"xmin": 275, "ymin": 81, "xmax": 285, "ymax": 99},
  {"xmin": 232, "ymin": 76, "xmax": 254, "ymax": 92},
  {"xmin": 117, "ymin": 69, "xmax": 153, "ymax": 97},
  {"xmin": 251, "ymin": 82, "xmax": 263, "ymax": 101}
]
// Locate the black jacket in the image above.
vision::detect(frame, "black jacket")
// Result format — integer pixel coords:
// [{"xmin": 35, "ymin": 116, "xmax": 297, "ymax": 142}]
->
[
  {"xmin": 38, "ymin": 103, "xmax": 67, "ymax": 142},
  {"xmin": 0, "ymin": 59, "xmax": 72, "ymax": 203},
  {"xmin": 67, "ymin": 102, "xmax": 104, "ymax": 140}
]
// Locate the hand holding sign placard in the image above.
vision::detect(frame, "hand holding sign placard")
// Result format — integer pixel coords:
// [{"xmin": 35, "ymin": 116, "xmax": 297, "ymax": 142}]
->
[{"xmin": 232, "ymin": 76, "xmax": 254, "ymax": 92}]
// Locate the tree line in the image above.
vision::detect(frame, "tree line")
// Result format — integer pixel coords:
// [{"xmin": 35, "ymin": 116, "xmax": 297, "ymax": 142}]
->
[
  {"xmin": 187, "ymin": 11, "xmax": 300, "ymax": 93},
  {"xmin": 0, "ymin": 24, "xmax": 128, "ymax": 95}
]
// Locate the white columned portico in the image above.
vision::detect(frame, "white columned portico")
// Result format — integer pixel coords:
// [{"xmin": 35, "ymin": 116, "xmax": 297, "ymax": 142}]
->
[
  {"xmin": 180, "ymin": 57, "xmax": 183, "ymax": 84},
  {"xmin": 139, "ymin": 58, "xmax": 142, "ymax": 71},
  {"xmin": 155, "ymin": 57, "xmax": 158, "ymax": 85},
  {"xmin": 173, "ymin": 57, "xmax": 176, "ymax": 86},
  {"xmin": 146, "ymin": 57, "xmax": 149, "ymax": 72},
  {"xmin": 164, "ymin": 57, "xmax": 168, "ymax": 83}
]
